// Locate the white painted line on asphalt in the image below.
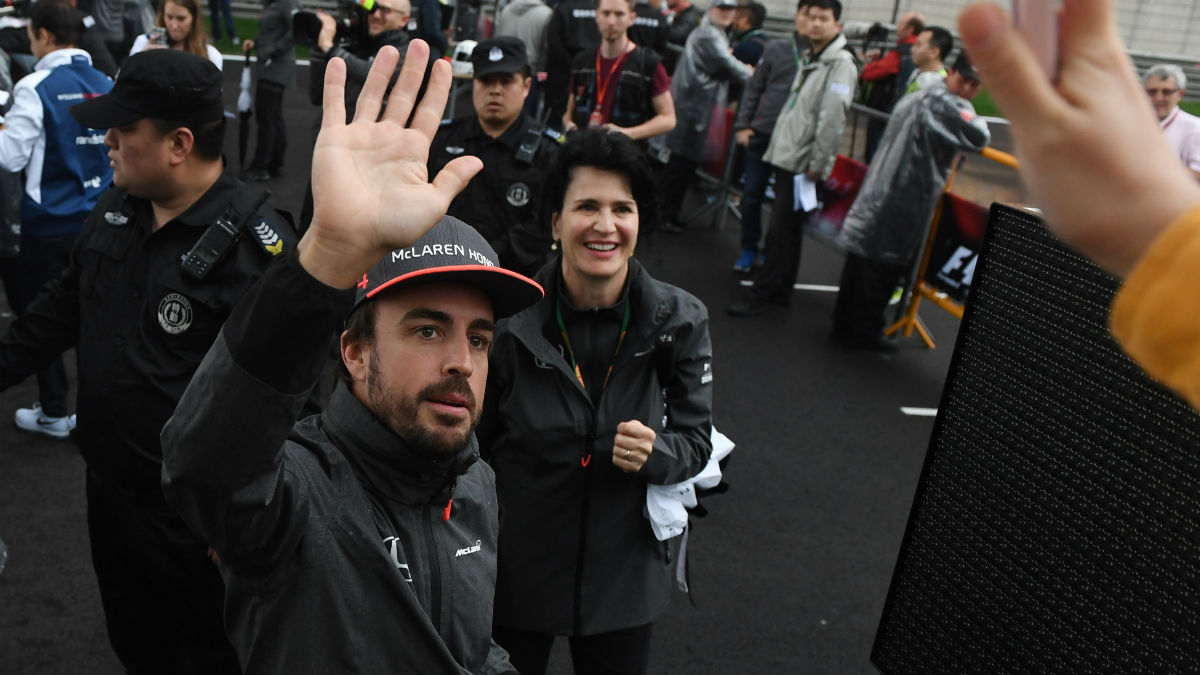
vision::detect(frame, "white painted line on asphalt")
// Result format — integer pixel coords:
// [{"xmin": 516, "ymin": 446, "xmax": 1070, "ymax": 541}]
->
[
  {"xmin": 737, "ymin": 280, "xmax": 839, "ymax": 292},
  {"xmin": 900, "ymin": 407, "xmax": 938, "ymax": 417}
]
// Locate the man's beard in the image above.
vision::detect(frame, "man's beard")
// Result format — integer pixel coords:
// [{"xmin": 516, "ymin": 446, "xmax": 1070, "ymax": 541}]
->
[{"xmin": 366, "ymin": 356, "xmax": 479, "ymax": 456}]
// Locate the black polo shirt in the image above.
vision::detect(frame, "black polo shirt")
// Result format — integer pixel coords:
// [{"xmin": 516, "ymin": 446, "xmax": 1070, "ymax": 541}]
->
[
  {"xmin": 428, "ymin": 113, "xmax": 561, "ymax": 277},
  {"xmin": 0, "ymin": 168, "xmax": 296, "ymax": 491}
]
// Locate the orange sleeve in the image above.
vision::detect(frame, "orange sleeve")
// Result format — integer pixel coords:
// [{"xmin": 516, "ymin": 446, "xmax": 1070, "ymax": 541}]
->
[{"xmin": 1110, "ymin": 202, "xmax": 1200, "ymax": 409}]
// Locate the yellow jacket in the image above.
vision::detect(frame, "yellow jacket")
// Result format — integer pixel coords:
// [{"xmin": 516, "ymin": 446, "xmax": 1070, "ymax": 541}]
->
[{"xmin": 1111, "ymin": 203, "xmax": 1200, "ymax": 409}]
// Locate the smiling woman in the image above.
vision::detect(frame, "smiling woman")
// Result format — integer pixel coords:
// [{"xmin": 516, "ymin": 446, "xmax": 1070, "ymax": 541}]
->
[
  {"xmin": 552, "ymin": 166, "xmax": 640, "ymax": 307},
  {"xmin": 477, "ymin": 129, "xmax": 715, "ymax": 675}
]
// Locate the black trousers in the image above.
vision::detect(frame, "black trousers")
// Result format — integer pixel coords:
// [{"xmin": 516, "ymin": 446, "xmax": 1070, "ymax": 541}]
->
[
  {"xmin": 493, "ymin": 623, "xmax": 653, "ymax": 675},
  {"xmin": 86, "ymin": 469, "xmax": 241, "ymax": 674},
  {"xmin": 747, "ymin": 168, "xmax": 806, "ymax": 303},
  {"xmin": 0, "ymin": 232, "xmax": 77, "ymax": 417},
  {"xmin": 249, "ymin": 81, "xmax": 287, "ymax": 174},
  {"xmin": 865, "ymin": 117, "xmax": 887, "ymax": 164},
  {"xmin": 832, "ymin": 252, "xmax": 909, "ymax": 341},
  {"xmin": 657, "ymin": 154, "xmax": 698, "ymax": 229}
]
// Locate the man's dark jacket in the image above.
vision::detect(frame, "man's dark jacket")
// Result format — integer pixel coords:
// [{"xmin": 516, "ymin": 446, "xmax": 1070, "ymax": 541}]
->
[
  {"xmin": 0, "ymin": 169, "xmax": 294, "ymax": 491},
  {"xmin": 308, "ymin": 28, "xmax": 410, "ymax": 115},
  {"xmin": 544, "ymin": 0, "xmax": 599, "ymax": 127},
  {"xmin": 568, "ymin": 45, "xmax": 662, "ymax": 131},
  {"xmin": 735, "ymin": 32, "xmax": 803, "ymax": 137},
  {"xmin": 161, "ymin": 252, "xmax": 514, "ymax": 674},
  {"xmin": 428, "ymin": 114, "xmax": 561, "ymax": 277}
]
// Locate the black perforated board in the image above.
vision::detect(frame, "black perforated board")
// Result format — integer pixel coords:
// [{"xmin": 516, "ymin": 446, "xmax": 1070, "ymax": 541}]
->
[{"xmin": 871, "ymin": 203, "xmax": 1200, "ymax": 674}]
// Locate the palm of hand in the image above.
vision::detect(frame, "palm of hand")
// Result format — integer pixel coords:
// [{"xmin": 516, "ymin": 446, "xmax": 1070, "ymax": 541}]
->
[
  {"xmin": 311, "ymin": 118, "xmax": 449, "ymax": 256},
  {"xmin": 298, "ymin": 42, "xmax": 481, "ymax": 289}
]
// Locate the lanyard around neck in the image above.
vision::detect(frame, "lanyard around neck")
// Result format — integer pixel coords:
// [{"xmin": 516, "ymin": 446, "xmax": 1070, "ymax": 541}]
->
[
  {"xmin": 555, "ymin": 294, "xmax": 632, "ymax": 391},
  {"xmin": 594, "ymin": 40, "xmax": 637, "ymax": 114}
]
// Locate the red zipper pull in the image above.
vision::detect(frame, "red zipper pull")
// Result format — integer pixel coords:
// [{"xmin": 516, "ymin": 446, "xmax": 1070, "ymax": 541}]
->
[
  {"xmin": 443, "ymin": 498, "xmax": 453, "ymax": 521},
  {"xmin": 581, "ymin": 454, "xmax": 591, "ymax": 467}
]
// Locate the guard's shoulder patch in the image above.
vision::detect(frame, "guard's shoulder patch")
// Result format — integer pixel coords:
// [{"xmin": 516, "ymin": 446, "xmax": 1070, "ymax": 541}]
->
[
  {"xmin": 543, "ymin": 127, "xmax": 565, "ymax": 143},
  {"xmin": 249, "ymin": 218, "xmax": 286, "ymax": 256}
]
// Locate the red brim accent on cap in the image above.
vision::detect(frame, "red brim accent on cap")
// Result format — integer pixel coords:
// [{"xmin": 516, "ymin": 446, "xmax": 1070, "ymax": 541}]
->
[{"xmin": 367, "ymin": 264, "xmax": 545, "ymax": 318}]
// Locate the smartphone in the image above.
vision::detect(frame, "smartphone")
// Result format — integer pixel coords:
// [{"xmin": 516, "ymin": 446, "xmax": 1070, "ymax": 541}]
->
[
  {"xmin": 149, "ymin": 26, "xmax": 166, "ymax": 45},
  {"xmin": 1011, "ymin": 0, "xmax": 1059, "ymax": 78}
]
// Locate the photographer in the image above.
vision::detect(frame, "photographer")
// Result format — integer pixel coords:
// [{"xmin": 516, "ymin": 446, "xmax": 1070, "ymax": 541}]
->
[
  {"xmin": 301, "ymin": 0, "xmax": 411, "ymax": 228},
  {"xmin": 307, "ymin": 0, "xmax": 411, "ymax": 117}
]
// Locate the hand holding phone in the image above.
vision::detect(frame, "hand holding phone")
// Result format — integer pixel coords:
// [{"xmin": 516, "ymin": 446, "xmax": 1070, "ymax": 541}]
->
[{"xmin": 149, "ymin": 26, "xmax": 166, "ymax": 45}]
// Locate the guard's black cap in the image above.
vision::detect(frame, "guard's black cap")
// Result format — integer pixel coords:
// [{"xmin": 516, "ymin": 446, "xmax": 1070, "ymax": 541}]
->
[
  {"xmin": 70, "ymin": 50, "xmax": 223, "ymax": 129},
  {"xmin": 952, "ymin": 52, "xmax": 979, "ymax": 82},
  {"xmin": 470, "ymin": 36, "xmax": 529, "ymax": 79},
  {"xmin": 354, "ymin": 216, "xmax": 544, "ymax": 319}
]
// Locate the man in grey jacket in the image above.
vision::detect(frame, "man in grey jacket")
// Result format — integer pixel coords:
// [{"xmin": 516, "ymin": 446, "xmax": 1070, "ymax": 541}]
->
[
  {"xmin": 658, "ymin": 0, "xmax": 750, "ymax": 234},
  {"xmin": 831, "ymin": 53, "xmax": 989, "ymax": 350},
  {"xmin": 160, "ymin": 42, "xmax": 542, "ymax": 673},
  {"xmin": 727, "ymin": 0, "xmax": 856, "ymax": 316}
]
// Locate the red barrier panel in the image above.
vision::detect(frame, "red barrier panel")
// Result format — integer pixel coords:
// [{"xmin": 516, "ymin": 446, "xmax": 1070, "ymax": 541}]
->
[
  {"xmin": 701, "ymin": 108, "xmax": 736, "ymax": 178},
  {"xmin": 807, "ymin": 154, "xmax": 869, "ymax": 247}
]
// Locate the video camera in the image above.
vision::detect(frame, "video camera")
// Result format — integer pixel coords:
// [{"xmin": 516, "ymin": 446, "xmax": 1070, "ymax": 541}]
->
[{"xmin": 293, "ymin": 0, "xmax": 375, "ymax": 50}]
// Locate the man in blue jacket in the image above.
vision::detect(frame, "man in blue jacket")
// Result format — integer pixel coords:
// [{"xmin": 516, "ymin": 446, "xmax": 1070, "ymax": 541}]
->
[{"xmin": 0, "ymin": 0, "xmax": 111, "ymax": 438}]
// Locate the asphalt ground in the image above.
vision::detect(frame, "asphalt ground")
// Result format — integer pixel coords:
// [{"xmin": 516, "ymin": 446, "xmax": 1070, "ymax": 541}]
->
[{"xmin": 0, "ymin": 61, "xmax": 1025, "ymax": 673}]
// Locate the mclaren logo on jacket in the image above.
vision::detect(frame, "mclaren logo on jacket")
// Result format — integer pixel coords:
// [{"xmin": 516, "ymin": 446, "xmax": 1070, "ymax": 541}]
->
[{"xmin": 455, "ymin": 540, "xmax": 482, "ymax": 557}]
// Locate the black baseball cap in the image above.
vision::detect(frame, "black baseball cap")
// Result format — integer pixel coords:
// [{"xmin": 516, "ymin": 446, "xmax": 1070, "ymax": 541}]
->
[
  {"xmin": 70, "ymin": 50, "xmax": 223, "ymax": 129},
  {"xmin": 470, "ymin": 36, "xmax": 529, "ymax": 79},
  {"xmin": 354, "ymin": 216, "xmax": 544, "ymax": 318},
  {"xmin": 952, "ymin": 52, "xmax": 979, "ymax": 82}
]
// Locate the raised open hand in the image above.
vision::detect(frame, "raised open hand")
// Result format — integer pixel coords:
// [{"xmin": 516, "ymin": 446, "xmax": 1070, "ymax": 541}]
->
[
  {"xmin": 958, "ymin": 0, "xmax": 1200, "ymax": 277},
  {"xmin": 298, "ymin": 40, "xmax": 483, "ymax": 289}
]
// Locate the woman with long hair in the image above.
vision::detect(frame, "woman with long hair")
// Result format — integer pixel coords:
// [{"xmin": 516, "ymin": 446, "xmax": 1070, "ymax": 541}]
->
[{"xmin": 128, "ymin": 0, "xmax": 223, "ymax": 69}]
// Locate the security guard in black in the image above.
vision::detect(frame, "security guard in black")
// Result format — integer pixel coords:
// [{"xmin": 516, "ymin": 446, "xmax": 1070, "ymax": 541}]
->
[
  {"xmin": 428, "ymin": 36, "xmax": 562, "ymax": 277},
  {"xmin": 48, "ymin": 172, "xmax": 293, "ymax": 485},
  {"xmin": 0, "ymin": 50, "xmax": 298, "ymax": 674}
]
